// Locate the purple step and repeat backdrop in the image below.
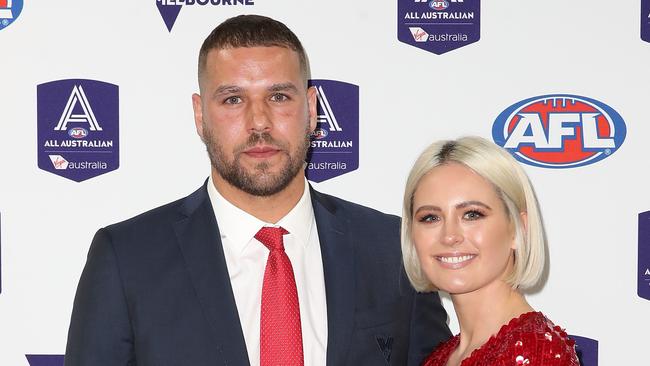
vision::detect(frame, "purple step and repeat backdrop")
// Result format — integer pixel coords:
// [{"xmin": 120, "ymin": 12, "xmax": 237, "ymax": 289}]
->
[{"xmin": 1, "ymin": 1, "xmax": 649, "ymax": 365}]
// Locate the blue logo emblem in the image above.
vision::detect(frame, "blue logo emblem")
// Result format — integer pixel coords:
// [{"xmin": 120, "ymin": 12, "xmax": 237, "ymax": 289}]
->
[
  {"xmin": 570, "ymin": 335, "xmax": 598, "ymax": 366},
  {"xmin": 26, "ymin": 355, "xmax": 65, "ymax": 366},
  {"xmin": 492, "ymin": 94, "xmax": 626, "ymax": 168},
  {"xmin": 156, "ymin": 0, "xmax": 255, "ymax": 32},
  {"xmin": 0, "ymin": 0, "xmax": 23, "ymax": 31},
  {"xmin": 306, "ymin": 80, "xmax": 359, "ymax": 183},
  {"xmin": 37, "ymin": 79, "xmax": 120, "ymax": 182},
  {"xmin": 642, "ymin": 0, "xmax": 650, "ymax": 43},
  {"xmin": 639, "ymin": 211, "xmax": 650, "ymax": 301},
  {"xmin": 398, "ymin": 0, "xmax": 480, "ymax": 54}
]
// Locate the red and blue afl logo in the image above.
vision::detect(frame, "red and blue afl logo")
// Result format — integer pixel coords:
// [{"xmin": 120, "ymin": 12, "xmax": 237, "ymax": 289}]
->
[
  {"xmin": 68, "ymin": 127, "xmax": 88, "ymax": 139},
  {"xmin": 0, "ymin": 0, "xmax": 23, "ymax": 31},
  {"xmin": 311, "ymin": 128, "xmax": 328, "ymax": 140},
  {"xmin": 429, "ymin": 0, "xmax": 449, "ymax": 10},
  {"xmin": 492, "ymin": 94, "xmax": 626, "ymax": 168}
]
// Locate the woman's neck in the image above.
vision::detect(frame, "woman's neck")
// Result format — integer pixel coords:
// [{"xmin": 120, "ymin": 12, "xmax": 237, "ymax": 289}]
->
[{"xmin": 448, "ymin": 281, "xmax": 533, "ymax": 363}]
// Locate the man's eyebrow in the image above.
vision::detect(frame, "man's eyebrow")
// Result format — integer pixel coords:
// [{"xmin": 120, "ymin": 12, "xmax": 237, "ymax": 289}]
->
[
  {"xmin": 213, "ymin": 85, "xmax": 242, "ymax": 97},
  {"xmin": 268, "ymin": 82, "xmax": 299, "ymax": 93}
]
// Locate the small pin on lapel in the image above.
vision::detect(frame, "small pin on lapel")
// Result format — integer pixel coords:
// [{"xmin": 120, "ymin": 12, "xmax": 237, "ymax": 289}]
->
[{"xmin": 375, "ymin": 335, "xmax": 394, "ymax": 364}]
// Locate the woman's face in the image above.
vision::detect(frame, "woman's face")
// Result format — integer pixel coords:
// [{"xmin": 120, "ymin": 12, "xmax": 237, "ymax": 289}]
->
[{"xmin": 411, "ymin": 162, "xmax": 516, "ymax": 295}]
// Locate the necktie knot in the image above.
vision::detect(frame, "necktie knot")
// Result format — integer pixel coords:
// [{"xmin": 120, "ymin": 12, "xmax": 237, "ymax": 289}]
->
[{"xmin": 255, "ymin": 226, "xmax": 289, "ymax": 251}]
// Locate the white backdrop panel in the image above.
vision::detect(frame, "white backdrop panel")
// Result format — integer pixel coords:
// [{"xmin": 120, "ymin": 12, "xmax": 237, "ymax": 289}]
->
[{"xmin": 1, "ymin": 1, "xmax": 649, "ymax": 365}]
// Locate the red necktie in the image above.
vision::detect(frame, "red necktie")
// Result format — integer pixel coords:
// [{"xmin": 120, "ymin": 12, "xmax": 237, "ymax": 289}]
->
[{"xmin": 255, "ymin": 226, "xmax": 304, "ymax": 366}]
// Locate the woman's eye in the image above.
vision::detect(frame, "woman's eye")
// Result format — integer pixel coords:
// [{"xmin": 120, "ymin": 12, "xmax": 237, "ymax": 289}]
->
[
  {"xmin": 463, "ymin": 210, "xmax": 484, "ymax": 220},
  {"xmin": 417, "ymin": 214, "xmax": 439, "ymax": 223}
]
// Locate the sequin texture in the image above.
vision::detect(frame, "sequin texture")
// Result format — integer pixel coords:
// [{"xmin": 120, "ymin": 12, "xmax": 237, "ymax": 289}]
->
[{"xmin": 422, "ymin": 312, "xmax": 579, "ymax": 366}]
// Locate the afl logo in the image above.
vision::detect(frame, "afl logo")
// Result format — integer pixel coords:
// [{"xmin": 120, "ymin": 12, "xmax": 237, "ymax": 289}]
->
[
  {"xmin": 0, "ymin": 0, "xmax": 24, "ymax": 31},
  {"xmin": 311, "ymin": 128, "xmax": 328, "ymax": 140},
  {"xmin": 68, "ymin": 127, "xmax": 88, "ymax": 139},
  {"xmin": 429, "ymin": 1, "xmax": 449, "ymax": 10},
  {"xmin": 492, "ymin": 94, "xmax": 626, "ymax": 168}
]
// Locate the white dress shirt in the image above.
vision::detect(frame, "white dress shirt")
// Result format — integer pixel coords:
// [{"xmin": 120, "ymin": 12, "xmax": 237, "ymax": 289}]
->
[{"xmin": 207, "ymin": 176, "xmax": 328, "ymax": 366}]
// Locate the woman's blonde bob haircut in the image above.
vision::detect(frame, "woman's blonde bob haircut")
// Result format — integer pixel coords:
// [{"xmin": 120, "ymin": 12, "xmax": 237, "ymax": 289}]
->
[{"xmin": 401, "ymin": 136, "xmax": 546, "ymax": 292}]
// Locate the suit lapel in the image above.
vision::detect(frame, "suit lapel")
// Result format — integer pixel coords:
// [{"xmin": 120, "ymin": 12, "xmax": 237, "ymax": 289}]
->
[
  {"xmin": 311, "ymin": 188, "xmax": 356, "ymax": 366},
  {"xmin": 173, "ymin": 185, "xmax": 250, "ymax": 366}
]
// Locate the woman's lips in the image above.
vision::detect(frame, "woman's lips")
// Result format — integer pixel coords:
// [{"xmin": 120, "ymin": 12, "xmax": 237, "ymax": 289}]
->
[{"xmin": 435, "ymin": 253, "xmax": 477, "ymax": 269}]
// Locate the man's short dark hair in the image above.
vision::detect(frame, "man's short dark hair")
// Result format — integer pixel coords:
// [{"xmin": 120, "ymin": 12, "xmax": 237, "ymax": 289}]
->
[{"xmin": 198, "ymin": 14, "xmax": 310, "ymax": 84}]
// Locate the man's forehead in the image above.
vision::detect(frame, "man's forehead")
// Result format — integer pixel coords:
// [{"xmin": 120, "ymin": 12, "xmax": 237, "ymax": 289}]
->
[
  {"xmin": 200, "ymin": 46, "xmax": 307, "ymax": 89},
  {"xmin": 205, "ymin": 45, "xmax": 300, "ymax": 63}
]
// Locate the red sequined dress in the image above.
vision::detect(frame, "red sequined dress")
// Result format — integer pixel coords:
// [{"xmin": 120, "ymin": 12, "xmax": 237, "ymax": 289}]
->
[{"xmin": 422, "ymin": 312, "xmax": 579, "ymax": 366}]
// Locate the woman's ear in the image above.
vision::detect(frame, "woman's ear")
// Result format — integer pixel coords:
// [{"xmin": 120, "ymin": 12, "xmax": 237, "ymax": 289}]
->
[{"xmin": 513, "ymin": 211, "xmax": 528, "ymax": 250}]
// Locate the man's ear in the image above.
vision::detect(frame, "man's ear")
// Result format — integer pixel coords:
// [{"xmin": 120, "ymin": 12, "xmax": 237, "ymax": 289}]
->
[
  {"xmin": 192, "ymin": 93, "xmax": 205, "ymax": 142},
  {"xmin": 307, "ymin": 86, "xmax": 318, "ymax": 132}
]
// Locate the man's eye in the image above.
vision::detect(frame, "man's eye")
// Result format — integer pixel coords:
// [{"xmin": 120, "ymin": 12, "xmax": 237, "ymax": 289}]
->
[
  {"xmin": 224, "ymin": 96, "xmax": 242, "ymax": 104},
  {"xmin": 463, "ymin": 210, "xmax": 484, "ymax": 220},
  {"xmin": 417, "ymin": 214, "xmax": 439, "ymax": 223},
  {"xmin": 270, "ymin": 93, "xmax": 289, "ymax": 102}
]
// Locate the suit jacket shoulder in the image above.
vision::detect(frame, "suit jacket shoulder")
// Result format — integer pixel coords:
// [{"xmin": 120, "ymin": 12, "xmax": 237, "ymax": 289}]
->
[
  {"xmin": 310, "ymin": 188, "xmax": 401, "ymax": 244},
  {"xmin": 312, "ymin": 189, "xmax": 399, "ymax": 221},
  {"xmin": 101, "ymin": 185, "xmax": 206, "ymax": 248},
  {"xmin": 65, "ymin": 183, "xmax": 248, "ymax": 366}
]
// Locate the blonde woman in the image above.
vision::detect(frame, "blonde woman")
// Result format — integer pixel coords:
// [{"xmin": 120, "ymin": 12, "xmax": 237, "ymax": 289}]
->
[{"xmin": 402, "ymin": 137, "xmax": 579, "ymax": 366}]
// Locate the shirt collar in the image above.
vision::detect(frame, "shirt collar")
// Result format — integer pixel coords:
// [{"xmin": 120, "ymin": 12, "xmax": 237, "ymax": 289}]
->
[{"xmin": 207, "ymin": 175, "xmax": 314, "ymax": 254}]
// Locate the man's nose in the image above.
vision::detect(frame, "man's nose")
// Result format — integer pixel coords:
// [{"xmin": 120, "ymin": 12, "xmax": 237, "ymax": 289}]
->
[{"xmin": 247, "ymin": 99, "xmax": 272, "ymax": 133}]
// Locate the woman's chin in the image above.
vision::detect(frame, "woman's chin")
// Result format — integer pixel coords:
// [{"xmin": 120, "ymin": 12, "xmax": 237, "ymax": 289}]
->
[{"xmin": 434, "ymin": 282, "xmax": 473, "ymax": 295}]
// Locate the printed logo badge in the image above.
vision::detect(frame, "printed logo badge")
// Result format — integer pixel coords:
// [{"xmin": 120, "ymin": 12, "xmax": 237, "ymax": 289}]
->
[
  {"xmin": 25, "ymin": 355, "xmax": 65, "ymax": 366},
  {"xmin": 492, "ymin": 94, "xmax": 626, "ymax": 168},
  {"xmin": 37, "ymin": 79, "xmax": 119, "ymax": 182},
  {"xmin": 409, "ymin": 27, "xmax": 429, "ymax": 42},
  {"xmin": 156, "ymin": 0, "xmax": 255, "ymax": 32},
  {"xmin": 642, "ymin": 0, "xmax": 650, "ymax": 42},
  {"xmin": 639, "ymin": 211, "xmax": 650, "ymax": 301},
  {"xmin": 570, "ymin": 335, "xmax": 598, "ymax": 366},
  {"xmin": 306, "ymin": 80, "xmax": 359, "ymax": 183},
  {"xmin": 0, "ymin": 0, "xmax": 23, "ymax": 31},
  {"xmin": 397, "ymin": 0, "xmax": 480, "ymax": 54}
]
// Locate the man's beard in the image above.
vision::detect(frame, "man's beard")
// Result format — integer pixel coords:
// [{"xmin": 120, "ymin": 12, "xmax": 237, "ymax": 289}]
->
[{"xmin": 203, "ymin": 125, "xmax": 311, "ymax": 197}]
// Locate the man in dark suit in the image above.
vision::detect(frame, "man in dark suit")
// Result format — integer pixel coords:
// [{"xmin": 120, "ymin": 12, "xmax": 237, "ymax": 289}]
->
[{"xmin": 64, "ymin": 15, "xmax": 450, "ymax": 366}]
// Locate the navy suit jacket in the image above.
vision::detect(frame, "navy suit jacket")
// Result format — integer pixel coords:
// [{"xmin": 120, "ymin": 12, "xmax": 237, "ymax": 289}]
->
[{"xmin": 65, "ymin": 183, "xmax": 451, "ymax": 366}]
